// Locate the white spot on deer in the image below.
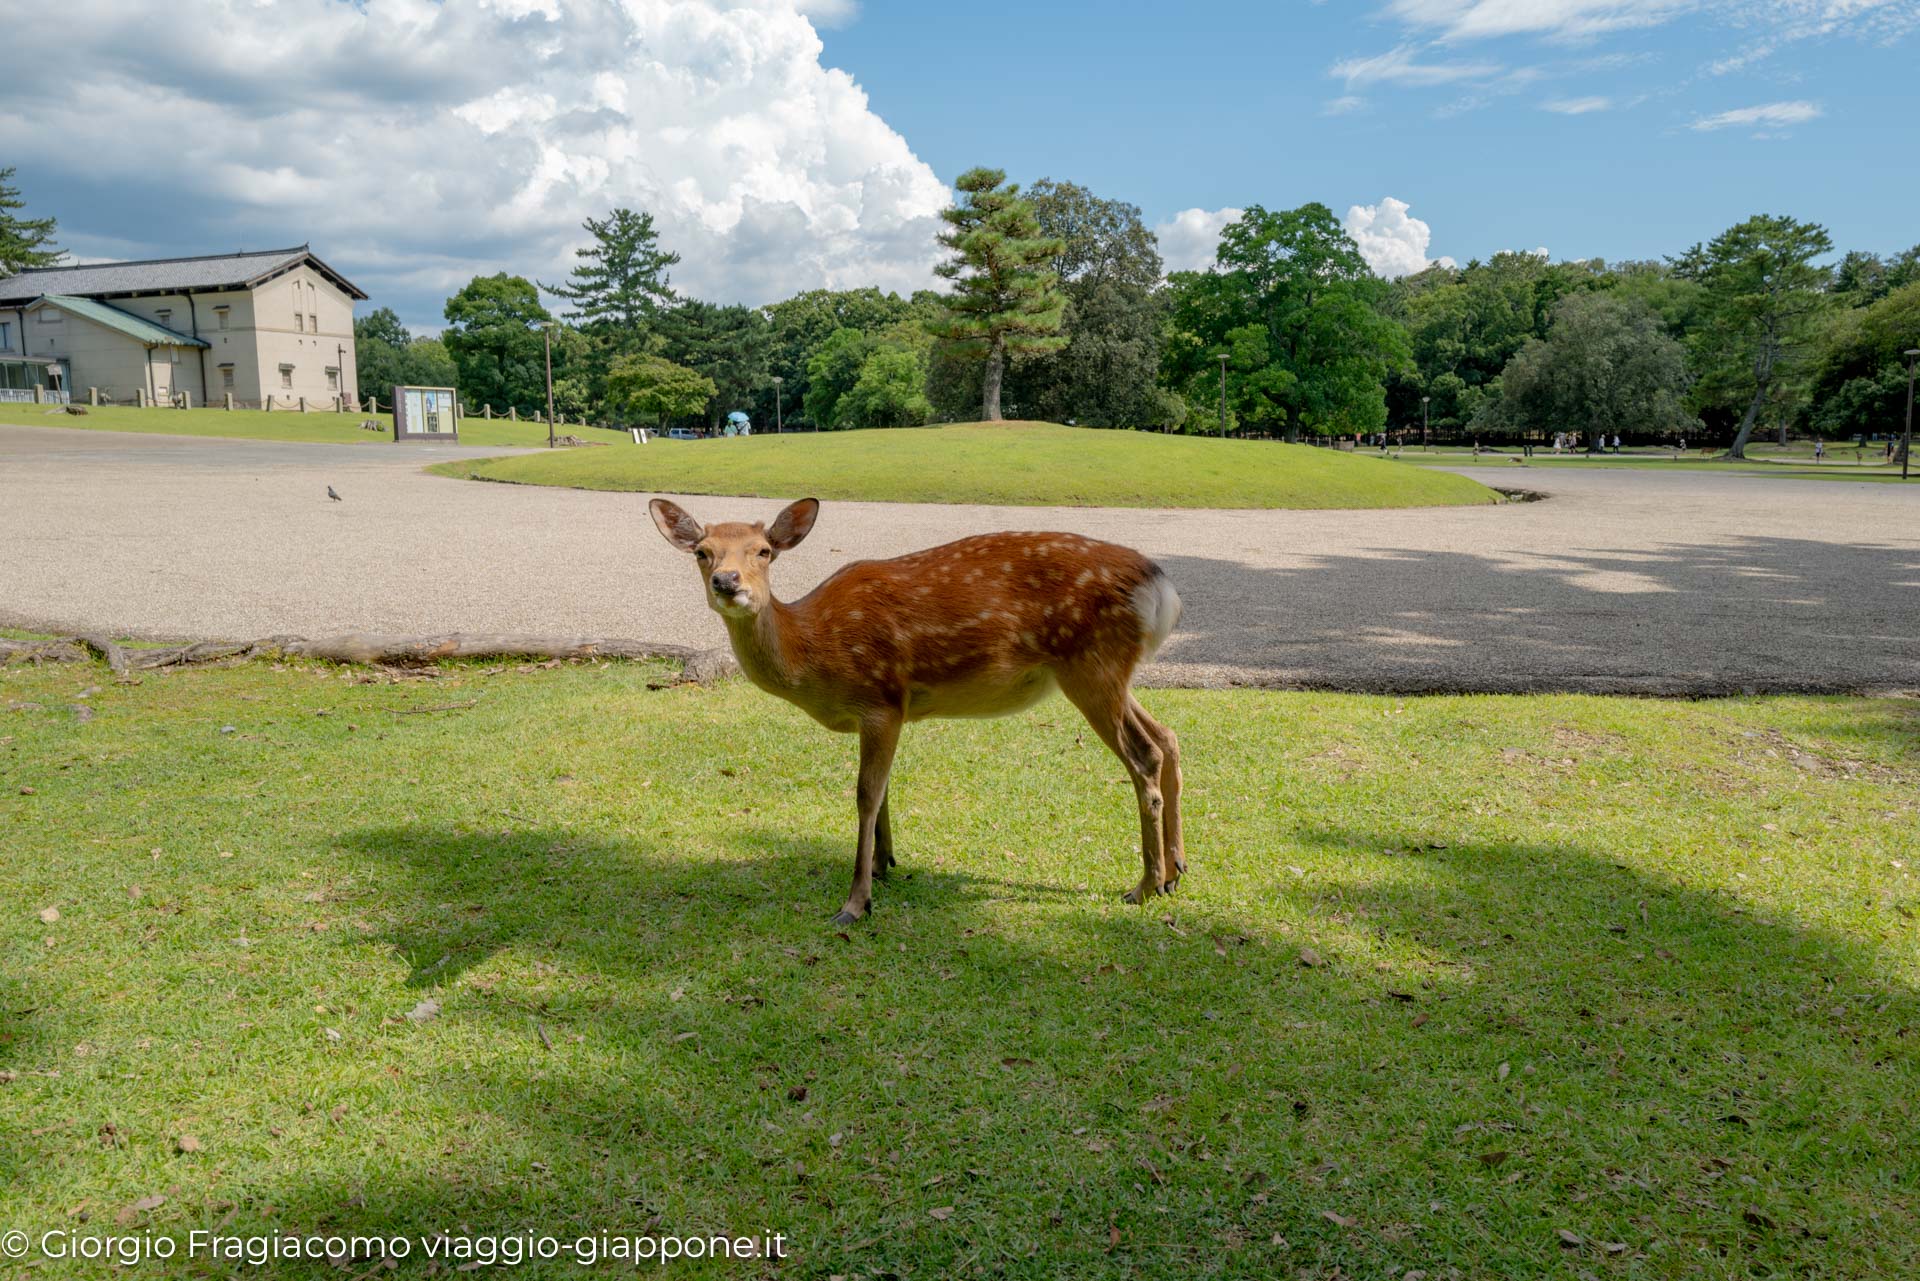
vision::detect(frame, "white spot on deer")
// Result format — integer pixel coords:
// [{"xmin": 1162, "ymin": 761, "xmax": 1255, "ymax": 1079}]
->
[
  {"xmin": 1001, "ymin": 561, "xmax": 1013, "ymax": 575},
  {"xmin": 847, "ymin": 609, "xmax": 863, "ymax": 621},
  {"xmin": 1075, "ymin": 570, "xmax": 1094, "ymax": 587}
]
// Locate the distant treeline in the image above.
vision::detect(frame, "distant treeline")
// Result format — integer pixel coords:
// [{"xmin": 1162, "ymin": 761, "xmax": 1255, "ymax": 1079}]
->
[{"xmin": 349, "ymin": 173, "xmax": 1919, "ymax": 459}]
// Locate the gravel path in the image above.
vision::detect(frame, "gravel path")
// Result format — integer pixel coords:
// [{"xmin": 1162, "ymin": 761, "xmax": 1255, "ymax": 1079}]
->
[{"xmin": 4, "ymin": 423, "xmax": 1916, "ymax": 694}]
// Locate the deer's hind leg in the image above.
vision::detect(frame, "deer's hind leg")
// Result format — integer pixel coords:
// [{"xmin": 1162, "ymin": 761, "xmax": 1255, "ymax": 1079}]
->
[
  {"xmin": 1127, "ymin": 696, "xmax": 1184, "ymax": 891},
  {"xmin": 875, "ymin": 789, "xmax": 896, "ymax": 878},
  {"xmin": 1056, "ymin": 663, "xmax": 1167, "ymax": 905}
]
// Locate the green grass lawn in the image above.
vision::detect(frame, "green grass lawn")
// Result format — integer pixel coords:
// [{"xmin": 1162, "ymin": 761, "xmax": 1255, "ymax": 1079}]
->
[
  {"xmin": 1389, "ymin": 444, "xmax": 1909, "ymax": 484},
  {"xmin": 3, "ymin": 657, "xmax": 1915, "ymax": 1277},
  {"xmin": 0, "ymin": 403, "xmax": 596, "ymax": 450},
  {"xmin": 433, "ymin": 421, "xmax": 1500, "ymax": 509}
]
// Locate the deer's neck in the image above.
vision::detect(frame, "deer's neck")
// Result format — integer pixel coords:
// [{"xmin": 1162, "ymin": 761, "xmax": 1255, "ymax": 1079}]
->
[{"xmin": 723, "ymin": 598, "xmax": 805, "ymax": 694}]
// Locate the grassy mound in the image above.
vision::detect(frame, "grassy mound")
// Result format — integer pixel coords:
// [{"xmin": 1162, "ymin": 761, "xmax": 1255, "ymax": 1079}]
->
[{"xmin": 435, "ymin": 421, "xmax": 1500, "ymax": 509}]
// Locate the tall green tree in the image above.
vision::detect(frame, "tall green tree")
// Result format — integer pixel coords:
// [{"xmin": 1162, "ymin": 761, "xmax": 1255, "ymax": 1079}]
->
[
  {"xmin": 1683, "ymin": 214, "xmax": 1833, "ymax": 458},
  {"xmin": 606, "ymin": 354, "xmax": 714, "ymax": 429},
  {"xmin": 353, "ymin": 307, "xmax": 412, "ymax": 402},
  {"xmin": 441, "ymin": 274, "xmax": 555, "ymax": 414},
  {"xmin": 837, "ymin": 346, "xmax": 933, "ymax": 429},
  {"xmin": 1006, "ymin": 178, "xmax": 1166, "ymax": 427},
  {"xmin": 0, "ymin": 168, "xmax": 60, "ymax": 277},
  {"xmin": 928, "ymin": 168, "xmax": 1066, "ymax": 421},
  {"xmin": 1163, "ymin": 203, "xmax": 1409, "ymax": 437},
  {"xmin": 541, "ymin": 208, "xmax": 679, "ymax": 342},
  {"xmin": 1804, "ymin": 282, "xmax": 1920, "ymax": 446},
  {"xmin": 766, "ymin": 288, "xmax": 914, "ymax": 425},
  {"xmin": 1476, "ymin": 293, "xmax": 1696, "ymax": 441},
  {"xmin": 659, "ymin": 300, "xmax": 773, "ymax": 428}
]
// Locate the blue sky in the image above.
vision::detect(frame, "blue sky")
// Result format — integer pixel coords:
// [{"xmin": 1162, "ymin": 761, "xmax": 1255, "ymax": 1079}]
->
[
  {"xmin": 821, "ymin": 0, "xmax": 1918, "ymax": 270},
  {"xmin": 1, "ymin": 1, "xmax": 1913, "ymax": 332}
]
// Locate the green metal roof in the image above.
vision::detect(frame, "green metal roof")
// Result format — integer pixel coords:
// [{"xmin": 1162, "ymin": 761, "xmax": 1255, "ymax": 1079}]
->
[{"xmin": 29, "ymin": 295, "xmax": 210, "ymax": 348}]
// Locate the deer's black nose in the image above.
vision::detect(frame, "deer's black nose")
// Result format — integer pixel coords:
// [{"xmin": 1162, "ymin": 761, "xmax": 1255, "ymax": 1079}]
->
[{"xmin": 711, "ymin": 570, "xmax": 741, "ymax": 594}]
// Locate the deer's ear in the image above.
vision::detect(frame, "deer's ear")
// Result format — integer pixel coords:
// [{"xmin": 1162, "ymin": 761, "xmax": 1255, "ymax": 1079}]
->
[
  {"xmin": 649, "ymin": 499, "xmax": 704, "ymax": 553},
  {"xmin": 767, "ymin": 498, "xmax": 820, "ymax": 551}
]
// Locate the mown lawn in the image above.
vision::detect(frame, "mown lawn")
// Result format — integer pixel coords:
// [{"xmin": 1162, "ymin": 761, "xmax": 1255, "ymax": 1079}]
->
[
  {"xmin": 2, "ymin": 659, "xmax": 1915, "ymax": 1278},
  {"xmin": 434, "ymin": 421, "xmax": 1500, "ymax": 509},
  {"xmin": 1390, "ymin": 444, "xmax": 1907, "ymax": 484},
  {"xmin": 0, "ymin": 403, "xmax": 593, "ymax": 450}
]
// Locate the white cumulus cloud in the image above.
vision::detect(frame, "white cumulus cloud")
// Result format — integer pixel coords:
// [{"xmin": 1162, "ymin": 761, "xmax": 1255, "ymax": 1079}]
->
[
  {"xmin": 1343, "ymin": 198, "xmax": 1456, "ymax": 278},
  {"xmin": 1544, "ymin": 95, "xmax": 1614, "ymax": 113},
  {"xmin": 0, "ymin": 0, "xmax": 951, "ymax": 328},
  {"xmin": 1153, "ymin": 207, "xmax": 1245, "ymax": 274}
]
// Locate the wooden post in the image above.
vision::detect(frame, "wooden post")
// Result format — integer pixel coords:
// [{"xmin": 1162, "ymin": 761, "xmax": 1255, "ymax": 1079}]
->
[
  {"xmin": 179, "ymin": 390, "xmax": 191, "ymax": 409},
  {"xmin": 89, "ymin": 387, "xmax": 99, "ymax": 407},
  {"xmin": 224, "ymin": 392, "xmax": 234, "ymax": 411},
  {"xmin": 484, "ymin": 404, "xmax": 492, "ymax": 420},
  {"xmin": 299, "ymin": 395, "xmax": 307, "ymax": 413},
  {"xmin": 137, "ymin": 388, "xmax": 148, "ymax": 409},
  {"xmin": 509, "ymin": 405, "xmax": 518, "ymax": 421},
  {"xmin": 32, "ymin": 385, "xmax": 43, "ymax": 404}
]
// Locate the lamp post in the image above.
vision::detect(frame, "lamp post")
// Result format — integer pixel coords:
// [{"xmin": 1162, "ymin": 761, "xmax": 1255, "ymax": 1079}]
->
[
  {"xmin": 543, "ymin": 327, "xmax": 556, "ymax": 449},
  {"xmin": 772, "ymin": 375, "xmax": 784, "ymax": 434},
  {"xmin": 1902, "ymin": 348, "xmax": 1918, "ymax": 481},
  {"xmin": 1217, "ymin": 353, "xmax": 1228, "ymax": 437},
  {"xmin": 1422, "ymin": 395, "xmax": 1430, "ymax": 449}
]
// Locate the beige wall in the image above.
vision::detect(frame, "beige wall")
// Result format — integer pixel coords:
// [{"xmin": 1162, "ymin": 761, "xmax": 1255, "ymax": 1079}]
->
[
  {"xmin": 46, "ymin": 260, "xmax": 361, "ymax": 408},
  {"xmin": 246, "ymin": 265, "xmax": 359, "ymax": 407},
  {"xmin": 22, "ymin": 304, "xmax": 177, "ymax": 404}
]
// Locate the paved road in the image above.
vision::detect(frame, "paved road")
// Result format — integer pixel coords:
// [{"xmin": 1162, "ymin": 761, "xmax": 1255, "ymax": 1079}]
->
[{"xmin": 4, "ymin": 424, "xmax": 1917, "ymax": 694}]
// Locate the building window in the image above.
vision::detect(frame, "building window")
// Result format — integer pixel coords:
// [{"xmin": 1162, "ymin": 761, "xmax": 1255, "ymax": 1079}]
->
[
  {"xmin": 0, "ymin": 321, "xmax": 10, "ymax": 350},
  {"xmin": 214, "ymin": 307, "xmax": 230, "ymax": 331},
  {"xmin": 220, "ymin": 365, "xmax": 235, "ymax": 392},
  {"xmin": 295, "ymin": 312, "xmax": 305, "ymax": 333},
  {"xmin": 156, "ymin": 309, "xmax": 172, "ymax": 326},
  {"xmin": 325, "ymin": 366, "xmax": 339, "ymax": 392},
  {"xmin": 280, "ymin": 365, "xmax": 294, "ymax": 390},
  {"xmin": 38, "ymin": 309, "xmax": 61, "ymax": 326}
]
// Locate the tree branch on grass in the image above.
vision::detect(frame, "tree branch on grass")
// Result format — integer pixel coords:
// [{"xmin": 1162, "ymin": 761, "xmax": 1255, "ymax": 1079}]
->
[{"xmin": 0, "ymin": 633, "xmax": 737, "ymax": 684}]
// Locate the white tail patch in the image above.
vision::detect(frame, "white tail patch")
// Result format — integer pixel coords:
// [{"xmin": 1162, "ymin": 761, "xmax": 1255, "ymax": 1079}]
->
[{"xmin": 1132, "ymin": 572, "xmax": 1183, "ymax": 662}]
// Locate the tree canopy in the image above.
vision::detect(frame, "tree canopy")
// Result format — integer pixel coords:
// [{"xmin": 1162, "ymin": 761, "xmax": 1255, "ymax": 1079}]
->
[
  {"xmin": 928, "ymin": 168, "xmax": 1067, "ymax": 421},
  {"xmin": 0, "ymin": 167, "xmax": 60, "ymax": 277}
]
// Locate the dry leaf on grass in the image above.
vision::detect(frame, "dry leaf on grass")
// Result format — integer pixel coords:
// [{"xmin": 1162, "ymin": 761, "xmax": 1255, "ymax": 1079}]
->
[
  {"xmin": 928, "ymin": 1206, "xmax": 954, "ymax": 1221},
  {"xmin": 38, "ymin": 906, "xmax": 59, "ymax": 924}
]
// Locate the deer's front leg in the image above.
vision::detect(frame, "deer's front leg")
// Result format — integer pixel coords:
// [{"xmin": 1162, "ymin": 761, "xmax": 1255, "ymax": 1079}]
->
[{"xmin": 834, "ymin": 712, "xmax": 902, "ymax": 926}]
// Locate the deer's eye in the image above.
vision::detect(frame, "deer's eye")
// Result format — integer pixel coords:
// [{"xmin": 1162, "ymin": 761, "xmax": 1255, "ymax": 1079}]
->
[
  {"xmin": 694, "ymin": 549, "xmax": 709, "ymax": 562},
  {"xmin": 757, "ymin": 548, "xmax": 772, "ymax": 559}
]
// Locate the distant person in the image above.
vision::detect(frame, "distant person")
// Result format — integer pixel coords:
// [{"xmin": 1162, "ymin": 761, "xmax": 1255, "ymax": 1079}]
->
[
  {"xmin": 1814, "ymin": 439, "xmax": 1826, "ymax": 463},
  {"xmin": 1612, "ymin": 434, "xmax": 1622, "ymax": 452}
]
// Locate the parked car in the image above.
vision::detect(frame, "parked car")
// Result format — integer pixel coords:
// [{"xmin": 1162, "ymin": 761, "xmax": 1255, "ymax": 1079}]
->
[{"xmin": 667, "ymin": 427, "xmax": 700, "ymax": 441}]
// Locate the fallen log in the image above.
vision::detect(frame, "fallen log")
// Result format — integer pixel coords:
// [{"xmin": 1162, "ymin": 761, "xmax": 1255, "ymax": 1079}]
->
[{"xmin": 0, "ymin": 632, "xmax": 738, "ymax": 684}]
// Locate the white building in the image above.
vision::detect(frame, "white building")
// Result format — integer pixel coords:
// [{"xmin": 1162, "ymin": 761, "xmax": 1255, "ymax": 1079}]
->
[{"xmin": 0, "ymin": 246, "xmax": 367, "ymax": 407}]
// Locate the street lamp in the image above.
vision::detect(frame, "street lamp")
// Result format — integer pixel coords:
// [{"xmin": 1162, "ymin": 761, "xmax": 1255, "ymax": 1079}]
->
[
  {"xmin": 1421, "ymin": 395, "xmax": 1431, "ymax": 449},
  {"xmin": 543, "ymin": 326, "xmax": 556, "ymax": 449},
  {"xmin": 1902, "ymin": 348, "xmax": 1918, "ymax": 481},
  {"xmin": 772, "ymin": 375, "xmax": 784, "ymax": 434},
  {"xmin": 1217, "ymin": 353, "xmax": 1229, "ymax": 438}
]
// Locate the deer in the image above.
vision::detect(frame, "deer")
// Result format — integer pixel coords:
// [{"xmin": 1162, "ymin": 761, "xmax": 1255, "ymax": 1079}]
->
[{"xmin": 648, "ymin": 496, "xmax": 1185, "ymax": 926}]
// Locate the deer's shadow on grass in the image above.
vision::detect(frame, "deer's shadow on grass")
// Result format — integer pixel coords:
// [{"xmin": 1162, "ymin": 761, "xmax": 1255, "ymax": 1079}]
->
[{"xmin": 256, "ymin": 814, "xmax": 1920, "ymax": 1277}]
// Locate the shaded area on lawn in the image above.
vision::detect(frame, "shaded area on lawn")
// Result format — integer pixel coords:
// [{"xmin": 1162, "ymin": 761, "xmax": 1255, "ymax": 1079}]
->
[
  {"xmin": 1155, "ymin": 533, "xmax": 1920, "ymax": 694},
  {"xmin": 276, "ymin": 808, "xmax": 1920, "ymax": 1277}
]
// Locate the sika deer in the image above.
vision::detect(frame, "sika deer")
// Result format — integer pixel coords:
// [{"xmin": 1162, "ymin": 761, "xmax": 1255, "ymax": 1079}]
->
[{"xmin": 649, "ymin": 497, "xmax": 1185, "ymax": 925}]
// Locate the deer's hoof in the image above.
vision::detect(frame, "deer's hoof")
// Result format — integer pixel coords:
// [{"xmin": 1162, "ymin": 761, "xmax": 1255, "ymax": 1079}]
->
[{"xmin": 831, "ymin": 906, "xmax": 867, "ymax": 926}]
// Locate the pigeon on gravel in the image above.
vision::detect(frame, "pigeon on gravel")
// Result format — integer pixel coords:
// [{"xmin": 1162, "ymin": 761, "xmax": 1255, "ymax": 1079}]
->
[{"xmin": 327, "ymin": 485, "xmax": 342, "ymax": 502}]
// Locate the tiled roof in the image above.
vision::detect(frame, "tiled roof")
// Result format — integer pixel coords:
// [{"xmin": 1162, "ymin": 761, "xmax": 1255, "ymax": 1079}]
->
[{"xmin": 0, "ymin": 246, "xmax": 367, "ymax": 304}]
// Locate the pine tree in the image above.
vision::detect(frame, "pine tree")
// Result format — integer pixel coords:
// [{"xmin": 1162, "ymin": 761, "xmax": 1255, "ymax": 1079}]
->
[
  {"xmin": 541, "ymin": 208, "xmax": 680, "ymax": 348},
  {"xmin": 0, "ymin": 168, "xmax": 61, "ymax": 277},
  {"xmin": 928, "ymin": 168, "xmax": 1065, "ymax": 421}
]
